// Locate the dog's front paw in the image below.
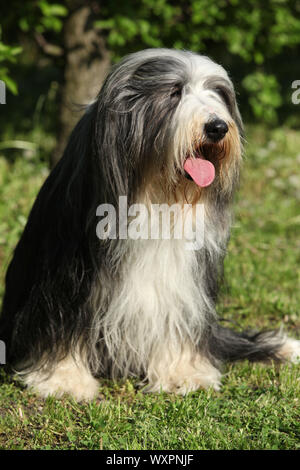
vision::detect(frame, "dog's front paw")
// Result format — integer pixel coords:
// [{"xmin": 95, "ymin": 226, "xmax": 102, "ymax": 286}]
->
[
  {"xmin": 18, "ymin": 354, "xmax": 99, "ymax": 402},
  {"xmin": 146, "ymin": 354, "xmax": 222, "ymax": 395}
]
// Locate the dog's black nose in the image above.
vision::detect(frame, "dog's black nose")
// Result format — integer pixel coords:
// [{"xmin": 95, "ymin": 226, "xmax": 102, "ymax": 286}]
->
[{"xmin": 204, "ymin": 118, "xmax": 228, "ymax": 142}]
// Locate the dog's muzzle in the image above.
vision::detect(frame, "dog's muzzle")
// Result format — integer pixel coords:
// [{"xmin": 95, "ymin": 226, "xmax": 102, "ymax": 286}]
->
[{"xmin": 183, "ymin": 117, "xmax": 229, "ymax": 187}]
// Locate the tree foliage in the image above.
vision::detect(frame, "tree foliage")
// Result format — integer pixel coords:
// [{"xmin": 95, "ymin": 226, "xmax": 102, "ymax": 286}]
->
[
  {"xmin": 0, "ymin": 27, "xmax": 21, "ymax": 95},
  {"xmin": 0, "ymin": 1, "xmax": 67, "ymax": 93},
  {"xmin": 97, "ymin": 0, "xmax": 300, "ymax": 123},
  {"xmin": 0, "ymin": 0, "xmax": 299, "ymax": 123}
]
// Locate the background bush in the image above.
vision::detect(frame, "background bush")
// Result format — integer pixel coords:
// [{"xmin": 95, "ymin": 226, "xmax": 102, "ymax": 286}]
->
[{"xmin": 0, "ymin": 0, "xmax": 299, "ymax": 156}]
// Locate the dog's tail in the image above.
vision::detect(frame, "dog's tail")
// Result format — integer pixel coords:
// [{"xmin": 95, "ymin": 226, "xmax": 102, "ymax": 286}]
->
[{"xmin": 207, "ymin": 323, "xmax": 299, "ymax": 364}]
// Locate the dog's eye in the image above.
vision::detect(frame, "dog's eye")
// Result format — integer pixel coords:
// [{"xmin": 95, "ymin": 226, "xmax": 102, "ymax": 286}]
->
[
  {"xmin": 214, "ymin": 87, "xmax": 231, "ymax": 108},
  {"xmin": 170, "ymin": 86, "xmax": 182, "ymax": 99}
]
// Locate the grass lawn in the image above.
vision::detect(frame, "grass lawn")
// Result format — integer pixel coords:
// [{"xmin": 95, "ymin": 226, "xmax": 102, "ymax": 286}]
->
[{"xmin": 0, "ymin": 125, "xmax": 299, "ymax": 450}]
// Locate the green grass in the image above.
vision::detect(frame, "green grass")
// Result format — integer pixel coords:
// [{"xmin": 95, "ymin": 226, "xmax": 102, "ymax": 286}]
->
[{"xmin": 0, "ymin": 125, "xmax": 299, "ymax": 450}]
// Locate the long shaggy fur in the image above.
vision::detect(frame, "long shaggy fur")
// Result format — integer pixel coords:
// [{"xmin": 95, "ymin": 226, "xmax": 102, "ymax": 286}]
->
[{"xmin": 0, "ymin": 49, "xmax": 298, "ymax": 400}]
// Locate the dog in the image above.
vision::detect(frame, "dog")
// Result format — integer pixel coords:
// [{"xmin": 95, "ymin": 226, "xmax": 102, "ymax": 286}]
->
[{"xmin": 0, "ymin": 49, "xmax": 299, "ymax": 400}]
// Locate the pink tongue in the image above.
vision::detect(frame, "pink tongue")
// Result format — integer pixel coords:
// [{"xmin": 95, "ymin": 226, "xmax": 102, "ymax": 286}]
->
[{"xmin": 184, "ymin": 158, "xmax": 215, "ymax": 187}]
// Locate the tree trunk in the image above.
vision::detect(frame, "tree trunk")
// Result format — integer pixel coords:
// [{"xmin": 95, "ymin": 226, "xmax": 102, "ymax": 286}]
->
[{"xmin": 51, "ymin": 5, "xmax": 110, "ymax": 167}]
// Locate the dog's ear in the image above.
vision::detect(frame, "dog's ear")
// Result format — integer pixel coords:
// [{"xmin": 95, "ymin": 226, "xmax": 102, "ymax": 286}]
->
[
  {"xmin": 37, "ymin": 105, "xmax": 97, "ymax": 239},
  {"xmin": 231, "ymin": 95, "xmax": 244, "ymax": 138},
  {"xmin": 92, "ymin": 82, "xmax": 157, "ymax": 206},
  {"xmin": 92, "ymin": 98, "xmax": 132, "ymax": 206}
]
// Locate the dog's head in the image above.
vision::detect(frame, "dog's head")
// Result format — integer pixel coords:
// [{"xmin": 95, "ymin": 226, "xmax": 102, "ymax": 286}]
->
[{"xmin": 93, "ymin": 49, "xmax": 243, "ymax": 204}]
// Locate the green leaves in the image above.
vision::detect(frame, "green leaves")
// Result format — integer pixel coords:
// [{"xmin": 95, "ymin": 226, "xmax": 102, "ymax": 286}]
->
[
  {"xmin": 18, "ymin": 1, "xmax": 68, "ymax": 34},
  {"xmin": 95, "ymin": 0, "xmax": 300, "ymax": 123},
  {"xmin": 1, "ymin": 1, "xmax": 68, "ymax": 96},
  {"xmin": 37, "ymin": 1, "xmax": 68, "ymax": 33},
  {"xmin": 0, "ymin": 27, "xmax": 22, "ymax": 94},
  {"xmin": 242, "ymin": 72, "xmax": 282, "ymax": 123},
  {"xmin": 1, "ymin": 0, "xmax": 300, "ymax": 120}
]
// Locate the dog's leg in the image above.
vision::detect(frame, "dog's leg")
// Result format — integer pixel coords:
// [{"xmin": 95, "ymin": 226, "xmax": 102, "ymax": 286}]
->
[
  {"xmin": 17, "ymin": 352, "xmax": 99, "ymax": 401},
  {"xmin": 146, "ymin": 343, "xmax": 222, "ymax": 394},
  {"xmin": 145, "ymin": 330, "xmax": 299, "ymax": 395}
]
